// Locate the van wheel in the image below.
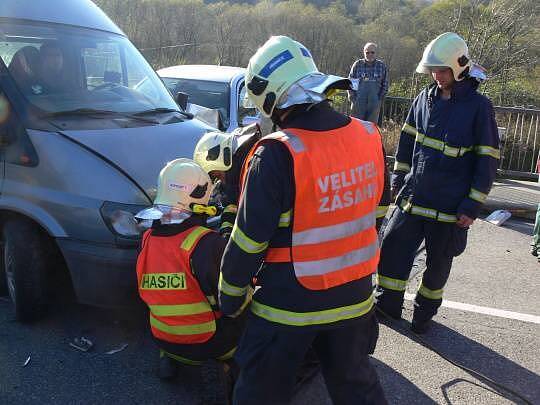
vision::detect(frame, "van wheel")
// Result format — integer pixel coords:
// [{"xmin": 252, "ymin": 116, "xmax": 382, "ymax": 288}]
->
[{"xmin": 3, "ymin": 219, "xmax": 50, "ymax": 321}]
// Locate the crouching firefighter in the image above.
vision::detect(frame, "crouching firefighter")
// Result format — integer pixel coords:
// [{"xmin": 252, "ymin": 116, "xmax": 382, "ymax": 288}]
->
[
  {"xmin": 219, "ymin": 36, "xmax": 389, "ymax": 405},
  {"xmin": 376, "ymin": 32, "xmax": 499, "ymax": 333},
  {"xmin": 193, "ymin": 124, "xmax": 262, "ymax": 238},
  {"xmin": 135, "ymin": 158, "xmax": 245, "ymax": 382}
]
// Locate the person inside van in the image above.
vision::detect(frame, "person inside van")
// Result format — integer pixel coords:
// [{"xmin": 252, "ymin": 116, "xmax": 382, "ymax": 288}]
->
[
  {"xmin": 135, "ymin": 158, "xmax": 246, "ymax": 394},
  {"xmin": 8, "ymin": 46, "xmax": 40, "ymax": 94},
  {"xmin": 38, "ymin": 42, "xmax": 69, "ymax": 93}
]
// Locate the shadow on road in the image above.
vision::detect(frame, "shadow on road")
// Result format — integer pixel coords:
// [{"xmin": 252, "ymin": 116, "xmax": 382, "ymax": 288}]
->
[{"xmin": 383, "ymin": 318, "xmax": 539, "ymax": 404}]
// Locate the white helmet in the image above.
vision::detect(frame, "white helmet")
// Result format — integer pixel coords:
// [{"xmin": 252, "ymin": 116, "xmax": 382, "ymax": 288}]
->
[
  {"xmin": 193, "ymin": 131, "xmax": 234, "ymax": 174},
  {"xmin": 416, "ymin": 32, "xmax": 472, "ymax": 82},
  {"xmin": 136, "ymin": 158, "xmax": 216, "ymax": 222},
  {"xmin": 245, "ymin": 35, "xmax": 350, "ymax": 117}
]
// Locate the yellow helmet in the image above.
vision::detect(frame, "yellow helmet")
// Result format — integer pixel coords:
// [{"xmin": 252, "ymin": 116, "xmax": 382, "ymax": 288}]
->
[
  {"xmin": 246, "ymin": 35, "xmax": 351, "ymax": 118},
  {"xmin": 416, "ymin": 32, "xmax": 472, "ymax": 81},
  {"xmin": 154, "ymin": 158, "xmax": 214, "ymax": 212}
]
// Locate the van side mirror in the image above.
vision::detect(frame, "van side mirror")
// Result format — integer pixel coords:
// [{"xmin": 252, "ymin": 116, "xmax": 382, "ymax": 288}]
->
[{"xmin": 175, "ymin": 92, "xmax": 189, "ymax": 111}]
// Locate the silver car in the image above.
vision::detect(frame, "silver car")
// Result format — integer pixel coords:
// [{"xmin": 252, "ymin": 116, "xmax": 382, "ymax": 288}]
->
[
  {"xmin": 158, "ymin": 65, "xmax": 261, "ymax": 133},
  {"xmin": 0, "ymin": 0, "xmax": 213, "ymax": 320}
]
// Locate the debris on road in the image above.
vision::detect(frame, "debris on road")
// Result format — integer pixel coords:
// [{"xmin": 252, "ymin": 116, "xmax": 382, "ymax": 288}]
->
[
  {"xmin": 22, "ymin": 356, "xmax": 31, "ymax": 367},
  {"xmin": 69, "ymin": 337, "xmax": 93, "ymax": 352},
  {"xmin": 486, "ymin": 209, "xmax": 512, "ymax": 226},
  {"xmin": 105, "ymin": 343, "xmax": 128, "ymax": 355}
]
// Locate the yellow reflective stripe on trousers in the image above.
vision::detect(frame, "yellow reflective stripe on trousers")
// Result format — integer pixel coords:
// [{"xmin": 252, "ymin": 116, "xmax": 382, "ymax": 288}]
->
[
  {"xmin": 180, "ymin": 226, "xmax": 210, "ymax": 251},
  {"xmin": 250, "ymin": 295, "xmax": 374, "ymax": 326},
  {"xmin": 218, "ymin": 273, "xmax": 248, "ymax": 297},
  {"xmin": 278, "ymin": 210, "xmax": 292, "ymax": 227},
  {"xmin": 394, "ymin": 161, "xmax": 411, "ymax": 172},
  {"xmin": 293, "ymin": 240, "xmax": 378, "ymax": 278},
  {"xmin": 231, "ymin": 225, "xmax": 268, "ymax": 254},
  {"xmin": 376, "ymin": 205, "xmax": 389, "ymax": 218},
  {"xmin": 469, "ymin": 188, "xmax": 488, "ymax": 203},
  {"xmin": 475, "ymin": 145, "xmax": 500, "ymax": 159},
  {"xmin": 377, "ymin": 274, "xmax": 407, "ymax": 291},
  {"xmin": 402, "ymin": 123, "xmax": 417, "ymax": 137},
  {"xmin": 149, "ymin": 302, "xmax": 212, "ymax": 317},
  {"xmin": 292, "ymin": 210, "xmax": 375, "ymax": 246},
  {"xmin": 150, "ymin": 314, "xmax": 215, "ymax": 335},
  {"xmin": 160, "ymin": 349, "xmax": 203, "ymax": 365},
  {"xmin": 400, "ymin": 200, "xmax": 457, "ymax": 223},
  {"xmin": 418, "ymin": 283, "xmax": 444, "ymax": 300}
]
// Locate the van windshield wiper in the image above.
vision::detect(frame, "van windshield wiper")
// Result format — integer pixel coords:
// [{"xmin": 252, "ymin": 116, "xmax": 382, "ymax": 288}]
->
[
  {"xmin": 41, "ymin": 108, "xmax": 158, "ymax": 124},
  {"xmin": 133, "ymin": 108, "xmax": 194, "ymax": 119}
]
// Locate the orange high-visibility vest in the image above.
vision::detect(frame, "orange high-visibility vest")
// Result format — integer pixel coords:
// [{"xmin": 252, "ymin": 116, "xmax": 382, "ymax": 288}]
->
[
  {"xmin": 136, "ymin": 226, "xmax": 221, "ymax": 344},
  {"xmin": 240, "ymin": 119, "xmax": 385, "ymax": 290}
]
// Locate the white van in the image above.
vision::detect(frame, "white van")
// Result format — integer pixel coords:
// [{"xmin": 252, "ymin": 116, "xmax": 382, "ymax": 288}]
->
[{"xmin": 0, "ymin": 0, "xmax": 213, "ymax": 320}]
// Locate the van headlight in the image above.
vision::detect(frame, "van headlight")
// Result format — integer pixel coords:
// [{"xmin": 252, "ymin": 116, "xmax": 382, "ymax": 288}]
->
[{"xmin": 100, "ymin": 202, "xmax": 148, "ymax": 238}]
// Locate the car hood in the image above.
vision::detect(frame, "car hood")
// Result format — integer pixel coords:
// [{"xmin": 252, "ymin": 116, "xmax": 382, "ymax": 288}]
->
[{"xmin": 59, "ymin": 120, "xmax": 214, "ymax": 201}]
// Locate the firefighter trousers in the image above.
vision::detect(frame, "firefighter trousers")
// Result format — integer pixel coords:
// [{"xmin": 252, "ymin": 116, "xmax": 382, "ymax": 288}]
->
[
  {"xmin": 376, "ymin": 208, "xmax": 468, "ymax": 322},
  {"xmin": 233, "ymin": 312, "xmax": 387, "ymax": 405}
]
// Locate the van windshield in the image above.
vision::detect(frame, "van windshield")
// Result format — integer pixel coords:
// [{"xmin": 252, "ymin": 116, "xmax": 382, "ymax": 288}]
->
[{"xmin": 0, "ymin": 21, "xmax": 178, "ymax": 115}]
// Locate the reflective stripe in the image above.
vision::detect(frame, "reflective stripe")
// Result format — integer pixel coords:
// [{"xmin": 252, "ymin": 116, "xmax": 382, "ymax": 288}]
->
[
  {"xmin": 278, "ymin": 210, "xmax": 292, "ymax": 228},
  {"xmin": 223, "ymin": 205, "xmax": 238, "ymax": 214},
  {"xmin": 400, "ymin": 200, "xmax": 457, "ymax": 223},
  {"xmin": 231, "ymin": 225, "xmax": 268, "ymax": 254},
  {"xmin": 149, "ymin": 302, "xmax": 211, "ymax": 317},
  {"xmin": 394, "ymin": 161, "xmax": 411, "ymax": 172},
  {"xmin": 180, "ymin": 227, "xmax": 210, "ymax": 251},
  {"xmin": 377, "ymin": 274, "xmax": 407, "ymax": 291},
  {"xmin": 418, "ymin": 283, "xmax": 444, "ymax": 300},
  {"xmin": 206, "ymin": 295, "xmax": 217, "ymax": 306},
  {"xmin": 294, "ymin": 240, "xmax": 378, "ymax": 277},
  {"xmin": 150, "ymin": 314, "xmax": 215, "ymax": 335},
  {"xmin": 402, "ymin": 123, "xmax": 417, "ymax": 137},
  {"xmin": 220, "ymin": 221, "xmax": 234, "ymax": 230},
  {"xmin": 250, "ymin": 295, "xmax": 374, "ymax": 326},
  {"xmin": 376, "ymin": 205, "xmax": 389, "ymax": 218},
  {"xmin": 292, "ymin": 210, "xmax": 375, "ymax": 246},
  {"xmin": 359, "ymin": 119, "xmax": 375, "ymax": 134},
  {"xmin": 161, "ymin": 349, "xmax": 203, "ymax": 365},
  {"xmin": 283, "ymin": 133, "xmax": 305, "ymax": 153},
  {"xmin": 469, "ymin": 188, "xmax": 488, "ymax": 203},
  {"xmin": 218, "ymin": 273, "xmax": 248, "ymax": 297},
  {"xmin": 217, "ymin": 347, "xmax": 236, "ymax": 361},
  {"xmin": 475, "ymin": 145, "xmax": 500, "ymax": 159},
  {"xmin": 416, "ymin": 132, "xmax": 472, "ymax": 158}
]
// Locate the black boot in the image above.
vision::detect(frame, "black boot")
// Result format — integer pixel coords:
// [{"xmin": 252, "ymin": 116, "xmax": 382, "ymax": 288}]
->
[{"xmin": 410, "ymin": 317, "xmax": 432, "ymax": 334}]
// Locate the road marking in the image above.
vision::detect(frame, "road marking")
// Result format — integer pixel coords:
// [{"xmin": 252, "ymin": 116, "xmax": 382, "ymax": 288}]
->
[{"xmin": 404, "ymin": 293, "xmax": 540, "ymax": 325}]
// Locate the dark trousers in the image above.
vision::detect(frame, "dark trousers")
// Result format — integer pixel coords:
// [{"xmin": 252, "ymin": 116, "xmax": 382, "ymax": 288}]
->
[
  {"xmin": 233, "ymin": 313, "xmax": 387, "ymax": 405},
  {"xmin": 377, "ymin": 208, "xmax": 468, "ymax": 322}
]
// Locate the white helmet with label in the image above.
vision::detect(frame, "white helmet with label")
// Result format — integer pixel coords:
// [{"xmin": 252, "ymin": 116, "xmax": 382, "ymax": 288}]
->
[
  {"xmin": 193, "ymin": 131, "xmax": 234, "ymax": 174},
  {"xmin": 136, "ymin": 158, "xmax": 216, "ymax": 222},
  {"xmin": 416, "ymin": 32, "xmax": 472, "ymax": 82}
]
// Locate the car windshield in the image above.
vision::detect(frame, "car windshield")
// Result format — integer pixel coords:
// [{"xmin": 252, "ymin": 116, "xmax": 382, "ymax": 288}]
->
[
  {"xmin": 0, "ymin": 21, "xmax": 178, "ymax": 114},
  {"xmin": 162, "ymin": 77, "xmax": 230, "ymax": 129}
]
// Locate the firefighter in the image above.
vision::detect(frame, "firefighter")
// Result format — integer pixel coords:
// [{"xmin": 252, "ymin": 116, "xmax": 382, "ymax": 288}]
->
[
  {"xmin": 135, "ymin": 158, "xmax": 245, "ymax": 382},
  {"xmin": 376, "ymin": 33, "xmax": 500, "ymax": 333},
  {"xmin": 193, "ymin": 124, "xmax": 262, "ymax": 237},
  {"xmin": 218, "ymin": 35, "xmax": 389, "ymax": 404}
]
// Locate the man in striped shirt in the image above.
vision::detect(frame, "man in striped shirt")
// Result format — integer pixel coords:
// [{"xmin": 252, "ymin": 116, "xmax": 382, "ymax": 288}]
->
[{"xmin": 348, "ymin": 42, "xmax": 388, "ymax": 123}]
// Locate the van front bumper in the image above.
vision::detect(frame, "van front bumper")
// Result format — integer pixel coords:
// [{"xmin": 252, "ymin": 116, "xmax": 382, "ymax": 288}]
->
[{"xmin": 57, "ymin": 238, "xmax": 140, "ymax": 307}]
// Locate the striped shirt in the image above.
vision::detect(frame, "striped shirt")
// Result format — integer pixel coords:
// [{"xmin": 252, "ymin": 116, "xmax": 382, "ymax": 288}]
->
[{"xmin": 348, "ymin": 59, "xmax": 388, "ymax": 98}]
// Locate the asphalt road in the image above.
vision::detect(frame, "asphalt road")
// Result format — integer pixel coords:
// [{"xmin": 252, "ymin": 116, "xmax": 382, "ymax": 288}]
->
[{"xmin": 0, "ymin": 216, "xmax": 539, "ymax": 404}]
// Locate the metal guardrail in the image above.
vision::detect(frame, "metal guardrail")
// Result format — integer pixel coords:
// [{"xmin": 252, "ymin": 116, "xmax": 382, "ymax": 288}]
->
[{"xmin": 379, "ymin": 97, "xmax": 540, "ymax": 175}]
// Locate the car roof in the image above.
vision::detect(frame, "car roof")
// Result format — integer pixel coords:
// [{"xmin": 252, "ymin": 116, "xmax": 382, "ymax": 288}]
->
[
  {"xmin": 0, "ymin": 0, "xmax": 124, "ymax": 36},
  {"xmin": 157, "ymin": 65, "xmax": 246, "ymax": 83}
]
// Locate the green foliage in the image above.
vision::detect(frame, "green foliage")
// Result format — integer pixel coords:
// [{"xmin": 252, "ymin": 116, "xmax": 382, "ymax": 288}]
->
[{"xmin": 95, "ymin": 0, "xmax": 539, "ymax": 107}]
